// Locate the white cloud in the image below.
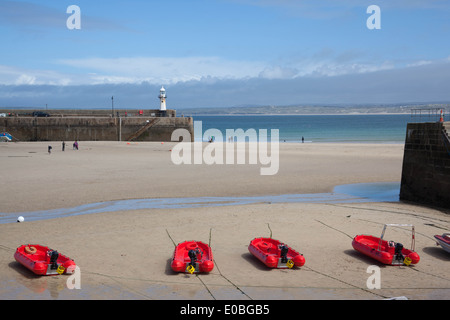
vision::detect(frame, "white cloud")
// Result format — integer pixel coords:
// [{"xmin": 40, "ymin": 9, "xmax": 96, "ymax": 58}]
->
[
  {"xmin": 58, "ymin": 56, "xmax": 266, "ymax": 84},
  {"xmin": 57, "ymin": 53, "xmax": 399, "ymax": 84},
  {"xmin": 0, "ymin": 64, "xmax": 78, "ymax": 86},
  {"xmin": 0, "ymin": 53, "xmax": 446, "ymax": 87},
  {"xmin": 14, "ymin": 74, "xmax": 37, "ymax": 85},
  {"xmin": 259, "ymin": 66, "xmax": 299, "ymax": 79},
  {"xmin": 407, "ymin": 60, "xmax": 432, "ymax": 67}
]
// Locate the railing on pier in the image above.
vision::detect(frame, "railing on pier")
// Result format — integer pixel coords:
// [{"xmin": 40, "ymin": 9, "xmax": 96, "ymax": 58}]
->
[{"xmin": 410, "ymin": 108, "xmax": 444, "ymax": 123}]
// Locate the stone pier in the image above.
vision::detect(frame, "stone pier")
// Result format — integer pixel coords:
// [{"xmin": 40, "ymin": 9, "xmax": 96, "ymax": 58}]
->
[
  {"xmin": 0, "ymin": 109, "xmax": 194, "ymax": 142},
  {"xmin": 400, "ymin": 121, "xmax": 450, "ymax": 208}
]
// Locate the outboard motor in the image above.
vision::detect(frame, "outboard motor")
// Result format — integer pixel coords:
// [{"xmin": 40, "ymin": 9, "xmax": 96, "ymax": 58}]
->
[
  {"xmin": 279, "ymin": 244, "xmax": 289, "ymax": 263},
  {"xmin": 48, "ymin": 250, "xmax": 59, "ymax": 269},
  {"xmin": 188, "ymin": 249, "xmax": 197, "ymax": 267},
  {"xmin": 394, "ymin": 243, "xmax": 404, "ymax": 261}
]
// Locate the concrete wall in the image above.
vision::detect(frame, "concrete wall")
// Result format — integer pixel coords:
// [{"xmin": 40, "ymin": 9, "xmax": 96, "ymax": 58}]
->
[
  {"xmin": 400, "ymin": 121, "xmax": 450, "ymax": 208},
  {"xmin": 0, "ymin": 114, "xmax": 194, "ymax": 142}
]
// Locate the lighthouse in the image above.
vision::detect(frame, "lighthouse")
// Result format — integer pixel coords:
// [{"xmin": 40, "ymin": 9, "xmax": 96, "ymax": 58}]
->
[{"xmin": 159, "ymin": 86, "xmax": 166, "ymax": 111}]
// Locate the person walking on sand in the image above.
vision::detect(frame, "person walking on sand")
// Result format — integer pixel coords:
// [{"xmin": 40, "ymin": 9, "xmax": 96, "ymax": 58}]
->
[
  {"xmin": 62, "ymin": 141, "xmax": 65, "ymax": 151},
  {"xmin": 48, "ymin": 145, "xmax": 52, "ymax": 154},
  {"xmin": 73, "ymin": 140, "xmax": 78, "ymax": 150}
]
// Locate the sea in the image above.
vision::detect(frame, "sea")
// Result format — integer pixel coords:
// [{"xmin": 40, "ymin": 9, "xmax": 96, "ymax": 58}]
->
[{"xmin": 193, "ymin": 114, "xmax": 413, "ymax": 143}]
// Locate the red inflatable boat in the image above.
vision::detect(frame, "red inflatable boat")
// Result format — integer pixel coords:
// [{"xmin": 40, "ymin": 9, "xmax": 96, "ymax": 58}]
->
[
  {"xmin": 14, "ymin": 244, "xmax": 77, "ymax": 276},
  {"xmin": 352, "ymin": 224, "xmax": 420, "ymax": 266},
  {"xmin": 171, "ymin": 241, "xmax": 214, "ymax": 274},
  {"xmin": 248, "ymin": 237, "xmax": 305, "ymax": 269}
]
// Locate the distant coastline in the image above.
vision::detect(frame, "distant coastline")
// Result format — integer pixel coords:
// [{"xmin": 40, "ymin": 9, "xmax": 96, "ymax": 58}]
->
[{"xmin": 177, "ymin": 103, "xmax": 449, "ymax": 116}]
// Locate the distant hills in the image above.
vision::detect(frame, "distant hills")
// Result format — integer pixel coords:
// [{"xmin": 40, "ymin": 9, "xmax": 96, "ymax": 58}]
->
[{"xmin": 178, "ymin": 103, "xmax": 449, "ymax": 116}]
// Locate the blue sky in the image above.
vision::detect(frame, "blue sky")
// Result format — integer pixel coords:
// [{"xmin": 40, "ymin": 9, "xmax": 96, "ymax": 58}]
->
[{"xmin": 0, "ymin": 0, "xmax": 449, "ymax": 109}]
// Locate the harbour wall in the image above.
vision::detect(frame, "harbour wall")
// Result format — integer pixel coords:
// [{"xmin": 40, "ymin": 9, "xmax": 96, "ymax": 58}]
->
[
  {"xmin": 0, "ymin": 109, "xmax": 194, "ymax": 142},
  {"xmin": 400, "ymin": 121, "xmax": 450, "ymax": 209}
]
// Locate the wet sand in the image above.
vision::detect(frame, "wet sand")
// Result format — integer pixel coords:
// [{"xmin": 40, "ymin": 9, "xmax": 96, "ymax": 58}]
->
[{"xmin": 0, "ymin": 141, "xmax": 449, "ymax": 300}]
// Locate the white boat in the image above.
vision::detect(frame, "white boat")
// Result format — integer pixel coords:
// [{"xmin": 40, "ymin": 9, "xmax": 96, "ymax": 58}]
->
[{"xmin": 434, "ymin": 233, "xmax": 450, "ymax": 253}]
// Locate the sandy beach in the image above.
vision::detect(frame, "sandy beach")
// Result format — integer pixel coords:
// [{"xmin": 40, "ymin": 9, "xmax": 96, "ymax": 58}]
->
[{"xmin": 0, "ymin": 141, "xmax": 449, "ymax": 301}]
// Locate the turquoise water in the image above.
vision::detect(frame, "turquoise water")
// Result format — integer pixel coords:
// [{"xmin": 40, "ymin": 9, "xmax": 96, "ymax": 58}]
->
[{"xmin": 194, "ymin": 114, "xmax": 411, "ymax": 143}]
